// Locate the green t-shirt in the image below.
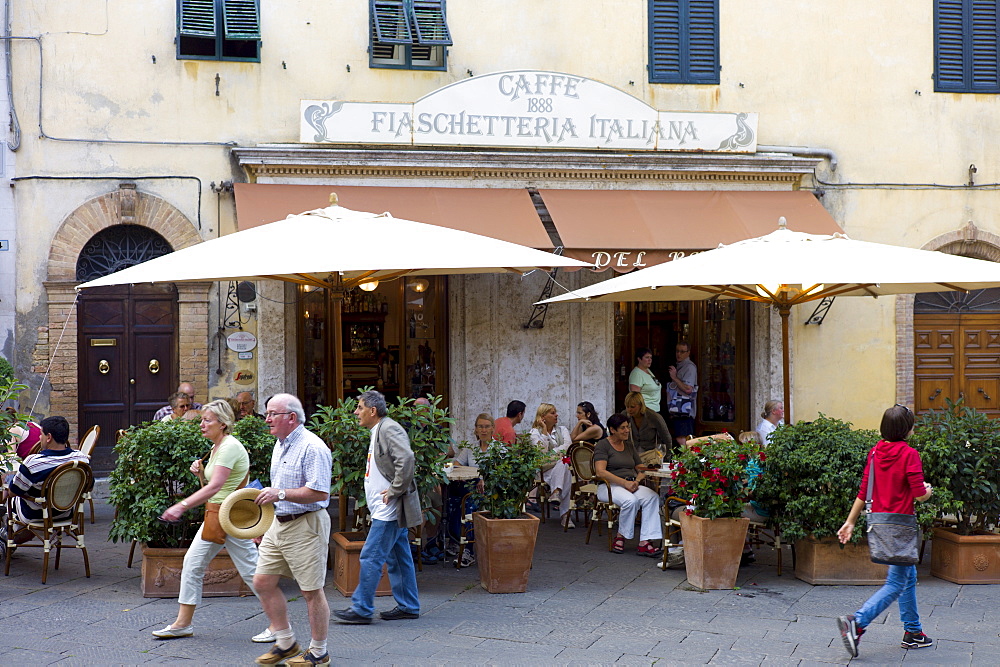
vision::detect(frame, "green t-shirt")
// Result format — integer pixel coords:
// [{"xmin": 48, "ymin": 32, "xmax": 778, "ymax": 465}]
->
[
  {"xmin": 629, "ymin": 367, "xmax": 662, "ymax": 412},
  {"xmin": 205, "ymin": 434, "xmax": 250, "ymax": 504}
]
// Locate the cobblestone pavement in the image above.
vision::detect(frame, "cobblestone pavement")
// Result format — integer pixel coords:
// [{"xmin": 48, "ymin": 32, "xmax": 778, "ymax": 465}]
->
[{"xmin": 1, "ymin": 483, "xmax": 997, "ymax": 665}]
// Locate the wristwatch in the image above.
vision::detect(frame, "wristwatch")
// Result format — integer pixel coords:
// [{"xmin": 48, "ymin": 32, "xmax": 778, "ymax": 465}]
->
[{"xmin": 277, "ymin": 489, "xmax": 286, "ymax": 501}]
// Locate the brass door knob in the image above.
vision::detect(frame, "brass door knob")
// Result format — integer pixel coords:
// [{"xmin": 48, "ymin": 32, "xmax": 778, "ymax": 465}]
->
[
  {"xmin": 130, "ymin": 378, "xmax": 136, "ymax": 385},
  {"xmin": 98, "ymin": 359, "xmax": 110, "ymax": 374},
  {"xmin": 149, "ymin": 359, "xmax": 160, "ymax": 374}
]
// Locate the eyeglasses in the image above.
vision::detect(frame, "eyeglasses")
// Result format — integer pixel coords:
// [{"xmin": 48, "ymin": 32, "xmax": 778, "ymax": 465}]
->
[{"xmin": 265, "ymin": 411, "xmax": 292, "ymax": 418}]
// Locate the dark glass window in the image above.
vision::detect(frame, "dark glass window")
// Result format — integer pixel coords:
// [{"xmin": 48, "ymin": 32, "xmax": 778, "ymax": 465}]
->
[
  {"xmin": 177, "ymin": 0, "xmax": 261, "ymax": 62},
  {"xmin": 370, "ymin": 0, "xmax": 451, "ymax": 71}
]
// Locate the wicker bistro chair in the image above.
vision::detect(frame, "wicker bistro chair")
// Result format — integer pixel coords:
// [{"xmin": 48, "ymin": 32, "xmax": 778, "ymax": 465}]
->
[
  {"xmin": 78, "ymin": 425, "xmax": 100, "ymax": 523},
  {"xmin": 565, "ymin": 442, "xmax": 621, "ymax": 551},
  {"xmin": 4, "ymin": 460, "xmax": 93, "ymax": 583},
  {"xmin": 528, "ymin": 470, "xmax": 551, "ymax": 523}
]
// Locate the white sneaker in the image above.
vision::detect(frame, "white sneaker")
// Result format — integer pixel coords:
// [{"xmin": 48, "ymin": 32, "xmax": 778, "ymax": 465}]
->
[
  {"xmin": 152, "ymin": 625, "xmax": 193, "ymax": 639},
  {"xmin": 564, "ymin": 518, "xmax": 576, "ymax": 529},
  {"xmin": 459, "ymin": 549, "xmax": 476, "ymax": 567},
  {"xmin": 252, "ymin": 627, "xmax": 277, "ymax": 643}
]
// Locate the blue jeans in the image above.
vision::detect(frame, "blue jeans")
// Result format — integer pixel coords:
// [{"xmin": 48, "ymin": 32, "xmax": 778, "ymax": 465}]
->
[
  {"xmin": 855, "ymin": 564, "xmax": 921, "ymax": 633},
  {"xmin": 351, "ymin": 518, "xmax": 420, "ymax": 618}
]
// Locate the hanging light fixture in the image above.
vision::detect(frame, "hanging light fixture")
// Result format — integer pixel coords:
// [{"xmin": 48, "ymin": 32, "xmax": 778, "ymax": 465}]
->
[
  {"xmin": 358, "ymin": 280, "xmax": 379, "ymax": 292},
  {"xmin": 407, "ymin": 278, "xmax": 430, "ymax": 293}
]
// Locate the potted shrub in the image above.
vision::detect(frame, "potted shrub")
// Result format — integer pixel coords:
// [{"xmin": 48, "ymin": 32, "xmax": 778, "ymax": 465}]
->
[
  {"xmin": 310, "ymin": 392, "xmax": 451, "ymax": 596},
  {"xmin": 753, "ymin": 415, "xmax": 891, "ymax": 584},
  {"xmin": 671, "ymin": 434, "xmax": 761, "ymax": 589},
  {"xmin": 471, "ymin": 434, "xmax": 550, "ymax": 593},
  {"xmin": 108, "ymin": 416, "xmax": 273, "ymax": 597},
  {"xmin": 0, "ymin": 376, "xmax": 29, "ymax": 478},
  {"xmin": 911, "ymin": 398, "xmax": 1000, "ymax": 584}
]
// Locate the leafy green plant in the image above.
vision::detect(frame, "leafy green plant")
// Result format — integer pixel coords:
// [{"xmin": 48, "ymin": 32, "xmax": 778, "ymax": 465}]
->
[
  {"xmin": 1, "ymin": 375, "xmax": 29, "ymax": 475},
  {"xmin": 671, "ymin": 435, "xmax": 764, "ymax": 520},
  {"xmin": 910, "ymin": 397, "xmax": 1000, "ymax": 535},
  {"xmin": 753, "ymin": 415, "xmax": 878, "ymax": 543},
  {"xmin": 0, "ymin": 356, "xmax": 14, "ymax": 386},
  {"xmin": 309, "ymin": 391, "xmax": 451, "ymax": 531},
  {"xmin": 109, "ymin": 418, "xmax": 275, "ymax": 548},
  {"xmin": 472, "ymin": 433, "xmax": 551, "ymax": 519}
]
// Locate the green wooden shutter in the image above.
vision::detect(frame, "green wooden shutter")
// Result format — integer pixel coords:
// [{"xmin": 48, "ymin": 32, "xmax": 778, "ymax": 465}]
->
[
  {"xmin": 649, "ymin": 0, "xmax": 681, "ymax": 82},
  {"xmin": 223, "ymin": 0, "xmax": 260, "ymax": 40},
  {"xmin": 686, "ymin": 0, "xmax": 719, "ymax": 83},
  {"xmin": 178, "ymin": 0, "xmax": 217, "ymax": 37},
  {"xmin": 372, "ymin": 0, "xmax": 413, "ymax": 45},
  {"xmin": 412, "ymin": 1, "xmax": 453, "ymax": 46},
  {"xmin": 648, "ymin": 0, "xmax": 718, "ymax": 84},
  {"xmin": 935, "ymin": 0, "xmax": 967, "ymax": 90},
  {"xmin": 935, "ymin": 0, "xmax": 999, "ymax": 92},
  {"xmin": 969, "ymin": 0, "xmax": 999, "ymax": 90}
]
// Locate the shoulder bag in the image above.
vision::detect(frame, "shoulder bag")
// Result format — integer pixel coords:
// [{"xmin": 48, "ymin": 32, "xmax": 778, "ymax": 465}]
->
[{"xmin": 865, "ymin": 455, "xmax": 919, "ymax": 566}]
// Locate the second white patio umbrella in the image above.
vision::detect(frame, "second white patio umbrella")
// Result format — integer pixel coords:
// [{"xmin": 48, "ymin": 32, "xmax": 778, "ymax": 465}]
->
[{"xmin": 541, "ymin": 219, "xmax": 1000, "ymax": 422}]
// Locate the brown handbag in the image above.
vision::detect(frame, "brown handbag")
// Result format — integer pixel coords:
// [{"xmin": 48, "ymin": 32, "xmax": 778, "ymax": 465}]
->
[{"xmin": 200, "ymin": 457, "xmax": 250, "ymax": 544}]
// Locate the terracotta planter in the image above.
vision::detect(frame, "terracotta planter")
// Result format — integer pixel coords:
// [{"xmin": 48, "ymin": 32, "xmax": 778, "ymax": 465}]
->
[
  {"xmin": 140, "ymin": 545, "xmax": 253, "ymax": 599},
  {"xmin": 473, "ymin": 511, "xmax": 540, "ymax": 593},
  {"xmin": 330, "ymin": 531, "xmax": 392, "ymax": 597},
  {"xmin": 793, "ymin": 536, "xmax": 888, "ymax": 585},
  {"xmin": 679, "ymin": 514, "xmax": 749, "ymax": 590},
  {"xmin": 931, "ymin": 526, "xmax": 1000, "ymax": 584}
]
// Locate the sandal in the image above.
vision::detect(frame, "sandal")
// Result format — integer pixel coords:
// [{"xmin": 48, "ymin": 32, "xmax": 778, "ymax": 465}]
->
[{"xmin": 612, "ymin": 535, "xmax": 625, "ymax": 554}]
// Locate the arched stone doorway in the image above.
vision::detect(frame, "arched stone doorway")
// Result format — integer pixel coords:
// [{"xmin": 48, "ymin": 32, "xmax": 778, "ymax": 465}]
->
[
  {"xmin": 896, "ymin": 222, "xmax": 1000, "ymax": 413},
  {"xmin": 41, "ymin": 183, "xmax": 210, "ymax": 452}
]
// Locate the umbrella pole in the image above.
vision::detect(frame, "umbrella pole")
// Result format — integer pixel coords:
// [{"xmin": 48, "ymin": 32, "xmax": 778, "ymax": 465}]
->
[
  {"xmin": 779, "ymin": 305, "xmax": 791, "ymax": 424},
  {"xmin": 331, "ymin": 283, "xmax": 348, "ymax": 531}
]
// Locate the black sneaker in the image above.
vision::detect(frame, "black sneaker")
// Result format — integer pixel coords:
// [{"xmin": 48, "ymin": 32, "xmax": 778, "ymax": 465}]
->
[
  {"xmin": 902, "ymin": 631, "xmax": 933, "ymax": 649},
  {"xmin": 333, "ymin": 608, "xmax": 372, "ymax": 625},
  {"xmin": 836, "ymin": 615, "xmax": 861, "ymax": 658}
]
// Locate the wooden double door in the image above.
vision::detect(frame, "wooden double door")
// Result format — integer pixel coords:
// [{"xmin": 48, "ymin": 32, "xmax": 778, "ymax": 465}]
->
[
  {"xmin": 78, "ymin": 284, "xmax": 178, "ymax": 450},
  {"xmin": 914, "ymin": 313, "xmax": 1000, "ymax": 416}
]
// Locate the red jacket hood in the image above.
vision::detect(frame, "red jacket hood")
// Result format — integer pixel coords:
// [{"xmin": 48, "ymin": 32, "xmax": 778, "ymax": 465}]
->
[{"xmin": 872, "ymin": 439, "xmax": 911, "ymax": 470}]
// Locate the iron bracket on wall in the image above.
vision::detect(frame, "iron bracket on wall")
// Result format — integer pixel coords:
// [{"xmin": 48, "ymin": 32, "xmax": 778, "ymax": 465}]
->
[
  {"xmin": 523, "ymin": 248, "xmax": 564, "ymax": 329},
  {"xmin": 804, "ymin": 296, "xmax": 835, "ymax": 325}
]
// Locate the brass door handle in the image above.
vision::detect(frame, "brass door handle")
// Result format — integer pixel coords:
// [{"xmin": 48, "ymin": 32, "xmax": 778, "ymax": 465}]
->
[
  {"xmin": 98, "ymin": 359, "xmax": 110, "ymax": 374},
  {"xmin": 979, "ymin": 387, "xmax": 992, "ymax": 401},
  {"xmin": 928, "ymin": 388, "xmax": 941, "ymax": 401},
  {"xmin": 149, "ymin": 359, "xmax": 160, "ymax": 374},
  {"xmin": 130, "ymin": 378, "xmax": 135, "ymax": 385}
]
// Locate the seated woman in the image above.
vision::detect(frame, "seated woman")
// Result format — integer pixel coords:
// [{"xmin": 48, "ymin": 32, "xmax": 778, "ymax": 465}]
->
[
  {"xmin": 529, "ymin": 403, "xmax": 575, "ymax": 529},
  {"xmin": 160, "ymin": 392, "xmax": 193, "ymax": 421},
  {"xmin": 756, "ymin": 400, "xmax": 783, "ymax": 445},
  {"xmin": 623, "ymin": 392, "xmax": 672, "ymax": 459},
  {"xmin": 570, "ymin": 401, "xmax": 607, "ymax": 443},
  {"xmin": 593, "ymin": 414, "xmax": 663, "ymax": 557},
  {"xmin": 445, "ymin": 414, "xmax": 494, "ymax": 567}
]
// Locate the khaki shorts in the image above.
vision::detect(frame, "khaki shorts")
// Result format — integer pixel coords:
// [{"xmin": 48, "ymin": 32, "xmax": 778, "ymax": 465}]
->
[{"xmin": 256, "ymin": 510, "xmax": 331, "ymax": 591}]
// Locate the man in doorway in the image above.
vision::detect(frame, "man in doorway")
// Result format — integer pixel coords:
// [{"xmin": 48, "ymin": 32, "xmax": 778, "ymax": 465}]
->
[
  {"xmin": 667, "ymin": 341, "xmax": 698, "ymax": 450},
  {"xmin": 493, "ymin": 400, "xmax": 526, "ymax": 445},
  {"xmin": 252, "ymin": 393, "xmax": 333, "ymax": 666},
  {"xmin": 153, "ymin": 382, "xmax": 203, "ymax": 421},
  {"xmin": 236, "ymin": 391, "xmax": 264, "ymax": 420},
  {"xmin": 334, "ymin": 390, "xmax": 421, "ymax": 625},
  {"xmin": 3, "ymin": 416, "xmax": 90, "ymax": 534}
]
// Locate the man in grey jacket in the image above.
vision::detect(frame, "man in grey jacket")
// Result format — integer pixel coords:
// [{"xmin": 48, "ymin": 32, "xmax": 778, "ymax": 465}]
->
[{"xmin": 334, "ymin": 390, "xmax": 422, "ymax": 624}]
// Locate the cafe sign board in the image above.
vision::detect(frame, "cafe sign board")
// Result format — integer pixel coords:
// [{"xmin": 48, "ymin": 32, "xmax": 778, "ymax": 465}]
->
[{"xmin": 301, "ymin": 70, "xmax": 757, "ymax": 153}]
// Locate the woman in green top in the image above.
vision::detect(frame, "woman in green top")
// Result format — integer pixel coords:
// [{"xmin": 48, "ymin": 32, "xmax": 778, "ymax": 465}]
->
[
  {"xmin": 593, "ymin": 414, "xmax": 663, "ymax": 557},
  {"xmin": 152, "ymin": 400, "xmax": 270, "ymax": 641},
  {"xmin": 628, "ymin": 347, "xmax": 662, "ymax": 413}
]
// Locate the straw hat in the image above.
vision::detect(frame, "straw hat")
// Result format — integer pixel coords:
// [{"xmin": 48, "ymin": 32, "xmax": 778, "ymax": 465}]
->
[{"xmin": 219, "ymin": 488, "xmax": 274, "ymax": 539}]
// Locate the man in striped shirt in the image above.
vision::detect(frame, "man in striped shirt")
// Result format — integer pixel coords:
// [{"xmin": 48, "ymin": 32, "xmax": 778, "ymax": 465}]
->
[{"xmin": 3, "ymin": 416, "xmax": 90, "ymax": 525}]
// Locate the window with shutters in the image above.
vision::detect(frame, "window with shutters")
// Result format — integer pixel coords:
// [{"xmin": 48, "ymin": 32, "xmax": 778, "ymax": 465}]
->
[
  {"xmin": 934, "ymin": 0, "xmax": 999, "ymax": 93},
  {"xmin": 177, "ymin": 0, "xmax": 260, "ymax": 62},
  {"xmin": 647, "ymin": 0, "xmax": 719, "ymax": 84},
  {"xmin": 370, "ymin": 0, "xmax": 451, "ymax": 71}
]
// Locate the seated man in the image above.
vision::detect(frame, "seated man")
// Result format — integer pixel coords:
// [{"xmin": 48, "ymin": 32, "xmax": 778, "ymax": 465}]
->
[
  {"xmin": 235, "ymin": 391, "xmax": 264, "ymax": 420},
  {"xmin": 153, "ymin": 382, "xmax": 203, "ymax": 421},
  {"xmin": 3, "ymin": 416, "xmax": 90, "ymax": 533}
]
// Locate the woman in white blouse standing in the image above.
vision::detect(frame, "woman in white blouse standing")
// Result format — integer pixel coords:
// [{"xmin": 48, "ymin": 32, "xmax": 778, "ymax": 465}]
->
[{"xmin": 529, "ymin": 403, "xmax": 574, "ymax": 529}]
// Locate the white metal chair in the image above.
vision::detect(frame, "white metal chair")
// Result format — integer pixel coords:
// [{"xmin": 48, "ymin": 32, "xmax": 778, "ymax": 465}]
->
[
  {"xmin": 4, "ymin": 460, "xmax": 93, "ymax": 583},
  {"xmin": 78, "ymin": 425, "xmax": 100, "ymax": 523}
]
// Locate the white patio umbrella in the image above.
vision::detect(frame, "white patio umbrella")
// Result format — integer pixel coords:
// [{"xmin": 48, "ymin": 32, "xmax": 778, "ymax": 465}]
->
[
  {"xmin": 78, "ymin": 197, "xmax": 591, "ymax": 402},
  {"xmin": 540, "ymin": 218, "xmax": 1000, "ymax": 422}
]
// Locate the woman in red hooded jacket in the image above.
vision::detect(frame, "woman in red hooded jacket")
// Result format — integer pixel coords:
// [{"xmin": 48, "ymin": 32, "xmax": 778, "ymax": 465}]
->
[{"xmin": 834, "ymin": 405, "xmax": 934, "ymax": 658}]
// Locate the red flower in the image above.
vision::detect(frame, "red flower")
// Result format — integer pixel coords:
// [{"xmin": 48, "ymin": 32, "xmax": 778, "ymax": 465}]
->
[
  {"xmin": 690, "ymin": 446, "xmax": 701, "ymax": 453},
  {"xmin": 690, "ymin": 493, "xmax": 698, "ymax": 498},
  {"xmin": 759, "ymin": 452, "xmax": 767, "ymax": 461},
  {"xmin": 738, "ymin": 454, "xmax": 747, "ymax": 461},
  {"xmin": 561, "ymin": 455, "xmax": 571, "ymax": 464},
  {"xmin": 684, "ymin": 508, "xmax": 693, "ymax": 516},
  {"xmin": 678, "ymin": 481, "xmax": 687, "ymax": 488},
  {"xmin": 715, "ymin": 488, "xmax": 724, "ymax": 495}
]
